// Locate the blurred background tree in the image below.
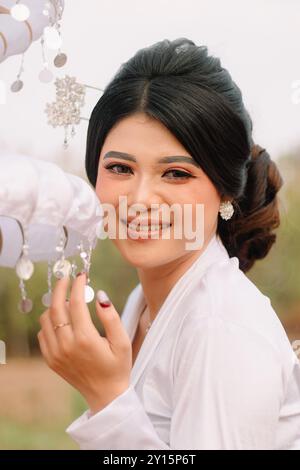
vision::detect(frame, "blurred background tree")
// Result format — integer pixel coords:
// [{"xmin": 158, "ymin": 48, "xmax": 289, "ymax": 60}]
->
[{"xmin": 247, "ymin": 148, "xmax": 300, "ymax": 342}]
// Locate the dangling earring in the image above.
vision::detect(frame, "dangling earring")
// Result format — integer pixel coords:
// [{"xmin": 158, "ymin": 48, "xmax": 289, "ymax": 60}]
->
[{"xmin": 219, "ymin": 200, "xmax": 234, "ymax": 220}]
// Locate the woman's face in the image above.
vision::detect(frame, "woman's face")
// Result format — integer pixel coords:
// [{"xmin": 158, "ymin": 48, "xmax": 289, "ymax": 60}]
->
[{"xmin": 95, "ymin": 112, "xmax": 222, "ymax": 269}]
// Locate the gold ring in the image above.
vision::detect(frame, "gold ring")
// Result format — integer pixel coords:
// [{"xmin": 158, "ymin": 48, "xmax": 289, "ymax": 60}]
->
[{"xmin": 53, "ymin": 322, "xmax": 71, "ymax": 331}]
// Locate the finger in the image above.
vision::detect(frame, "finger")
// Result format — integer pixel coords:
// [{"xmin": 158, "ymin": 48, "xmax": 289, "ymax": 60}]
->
[
  {"xmin": 69, "ymin": 271, "xmax": 94, "ymax": 331},
  {"xmin": 43, "ymin": 306, "xmax": 73, "ymax": 350},
  {"xmin": 39, "ymin": 311, "xmax": 60, "ymax": 354},
  {"xmin": 49, "ymin": 274, "xmax": 71, "ymax": 328},
  {"xmin": 37, "ymin": 330, "xmax": 52, "ymax": 365},
  {"xmin": 95, "ymin": 290, "xmax": 130, "ymax": 354}
]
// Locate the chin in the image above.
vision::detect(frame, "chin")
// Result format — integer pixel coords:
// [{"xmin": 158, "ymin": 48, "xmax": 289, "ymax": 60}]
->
[{"xmin": 114, "ymin": 238, "xmax": 184, "ymax": 269}]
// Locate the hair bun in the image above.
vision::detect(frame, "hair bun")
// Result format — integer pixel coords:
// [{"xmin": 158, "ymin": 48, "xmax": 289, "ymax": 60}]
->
[
  {"xmin": 250, "ymin": 144, "xmax": 266, "ymax": 162},
  {"xmin": 222, "ymin": 144, "xmax": 284, "ymax": 272}
]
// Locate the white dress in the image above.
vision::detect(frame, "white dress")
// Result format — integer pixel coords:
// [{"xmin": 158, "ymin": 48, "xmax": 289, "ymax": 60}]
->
[{"xmin": 66, "ymin": 233, "xmax": 300, "ymax": 450}]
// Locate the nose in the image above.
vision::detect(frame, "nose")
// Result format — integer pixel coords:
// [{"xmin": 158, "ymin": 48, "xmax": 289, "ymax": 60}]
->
[{"xmin": 126, "ymin": 175, "xmax": 163, "ymax": 212}]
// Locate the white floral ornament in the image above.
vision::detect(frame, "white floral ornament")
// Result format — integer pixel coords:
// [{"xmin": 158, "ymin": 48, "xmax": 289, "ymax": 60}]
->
[{"xmin": 45, "ymin": 75, "xmax": 86, "ymax": 148}]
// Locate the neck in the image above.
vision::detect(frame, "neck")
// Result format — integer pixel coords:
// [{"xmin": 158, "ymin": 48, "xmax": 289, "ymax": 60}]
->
[{"xmin": 137, "ymin": 230, "xmax": 217, "ymax": 323}]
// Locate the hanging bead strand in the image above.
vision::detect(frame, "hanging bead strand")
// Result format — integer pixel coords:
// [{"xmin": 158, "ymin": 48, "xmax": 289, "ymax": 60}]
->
[
  {"xmin": 52, "ymin": 227, "xmax": 71, "ymax": 279},
  {"xmin": 11, "ymin": 52, "xmax": 25, "ymax": 92},
  {"xmin": 78, "ymin": 240, "xmax": 94, "ymax": 303},
  {"xmin": 16, "ymin": 225, "xmax": 34, "ymax": 314},
  {"xmin": 39, "ymin": 35, "xmax": 54, "ymax": 83},
  {"xmin": 41, "ymin": 259, "xmax": 53, "ymax": 307}
]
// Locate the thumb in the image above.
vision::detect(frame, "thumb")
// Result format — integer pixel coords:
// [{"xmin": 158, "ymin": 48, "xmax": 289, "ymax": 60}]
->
[{"xmin": 95, "ymin": 290, "xmax": 129, "ymax": 351}]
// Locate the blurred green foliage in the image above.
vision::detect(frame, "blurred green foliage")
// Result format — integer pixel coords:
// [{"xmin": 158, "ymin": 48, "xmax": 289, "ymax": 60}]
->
[
  {"xmin": 0, "ymin": 388, "xmax": 91, "ymax": 449},
  {"xmin": 0, "ymin": 417, "xmax": 78, "ymax": 450},
  {"xmin": 247, "ymin": 151, "xmax": 300, "ymax": 339}
]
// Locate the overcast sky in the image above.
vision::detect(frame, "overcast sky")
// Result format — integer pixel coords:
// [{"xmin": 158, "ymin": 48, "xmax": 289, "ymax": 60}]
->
[{"xmin": 0, "ymin": 0, "xmax": 299, "ymax": 175}]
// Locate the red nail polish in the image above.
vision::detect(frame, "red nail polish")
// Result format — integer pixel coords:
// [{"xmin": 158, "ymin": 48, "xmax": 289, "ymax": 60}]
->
[
  {"xmin": 76, "ymin": 271, "xmax": 85, "ymax": 278},
  {"xmin": 99, "ymin": 301, "xmax": 111, "ymax": 308},
  {"xmin": 96, "ymin": 290, "xmax": 111, "ymax": 308}
]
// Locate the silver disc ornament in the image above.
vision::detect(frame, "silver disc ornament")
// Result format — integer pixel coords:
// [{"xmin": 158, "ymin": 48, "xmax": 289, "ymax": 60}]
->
[
  {"xmin": 16, "ymin": 257, "xmax": 34, "ymax": 280},
  {"xmin": 53, "ymin": 259, "xmax": 71, "ymax": 279},
  {"xmin": 18, "ymin": 298, "xmax": 33, "ymax": 314},
  {"xmin": 54, "ymin": 52, "xmax": 67, "ymax": 67},
  {"xmin": 42, "ymin": 292, "xmax": 52, "ymax": 307},
  {"xmin": 84, "ymin": 284, "xmax": 95, "ymax": 303},
  {"xmin": 11, "ymin": 80, "xmax": 24, "ymax": 92}
]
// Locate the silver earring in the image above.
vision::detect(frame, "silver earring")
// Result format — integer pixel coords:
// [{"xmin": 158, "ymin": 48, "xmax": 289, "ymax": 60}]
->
[{"xmin": 219, "ymin": 200, "xmax": 234, "ymax": 220}]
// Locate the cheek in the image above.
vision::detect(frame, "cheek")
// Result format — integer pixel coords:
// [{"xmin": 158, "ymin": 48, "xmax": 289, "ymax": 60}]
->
[
  {"xmin": 95, "ymin": 172, "xmax": 119, "ymax": 206},
  {"xmin": 95, "ymin": 174, "xmax": 120, "ymax": 235},
  {"xmin": 198, "ymin": 183, "xmax": 221, "ymax": 230},
  {"xmin": 182, "ymin": 179, "xmax": 221, "ymax": 229}
]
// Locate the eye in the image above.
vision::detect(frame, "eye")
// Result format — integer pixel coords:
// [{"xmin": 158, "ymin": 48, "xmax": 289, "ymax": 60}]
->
[
  {"xmin": 103, "ymin": 164, "xmax": 194, "ymax": 180},
  {"xmin": 163, "ymin": 169, "xmax": 193, "ymax": 180},
  {"xmin": 104, "ymin": 163, "xmax": 133, "ymax": 175}
]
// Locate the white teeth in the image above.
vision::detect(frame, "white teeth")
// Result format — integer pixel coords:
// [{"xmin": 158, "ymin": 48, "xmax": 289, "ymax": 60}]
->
[{"xmin": 127, "ymin": 223, "xmax": 171, "ymax": 232}]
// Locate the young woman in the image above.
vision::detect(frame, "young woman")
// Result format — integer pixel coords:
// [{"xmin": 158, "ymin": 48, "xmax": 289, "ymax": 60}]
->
[{"xmin": 37, "ymin": 38, "xmax": 300, "ymax": 450}]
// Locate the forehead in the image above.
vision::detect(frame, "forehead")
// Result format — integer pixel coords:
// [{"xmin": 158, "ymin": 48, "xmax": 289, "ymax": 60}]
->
[{"xmin": 102, "ymin": 112, "xmax": 188, "ymax": 157}]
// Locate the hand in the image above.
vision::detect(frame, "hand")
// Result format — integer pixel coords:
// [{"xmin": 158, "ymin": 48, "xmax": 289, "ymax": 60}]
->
[{"xmin": 37, "ymin": 272, "xmax": 132, "ymax": 414}]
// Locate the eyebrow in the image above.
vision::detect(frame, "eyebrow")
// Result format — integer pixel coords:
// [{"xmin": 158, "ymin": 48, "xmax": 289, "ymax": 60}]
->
[{"xmin": 103, "ymin": 150, "xmax": 201, "ymax": 169}]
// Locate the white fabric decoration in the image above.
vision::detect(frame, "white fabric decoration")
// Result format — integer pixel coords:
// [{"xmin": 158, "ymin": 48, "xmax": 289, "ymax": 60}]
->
[
  {"xmin": 0, "ymin": 0, "xmax": 63, "ymax": 63},
  {"xmin": 0, "ymin": 153, "xmax": 104, "ymax": 311}
]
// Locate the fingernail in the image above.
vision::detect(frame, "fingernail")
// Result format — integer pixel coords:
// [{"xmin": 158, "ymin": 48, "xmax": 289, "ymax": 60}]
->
[
  {"xmin": 96, "ymin": 290, "xmax": 111, "ymax": 308},
  {"xmin": 76, "ymin": 271, "xmax": 86, "ymax": 278}
]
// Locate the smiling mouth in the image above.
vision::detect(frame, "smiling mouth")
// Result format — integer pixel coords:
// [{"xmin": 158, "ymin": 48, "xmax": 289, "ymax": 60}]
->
[{"xmin": 120, "ymin": 219, "xmax": 172, "ymax": 233}]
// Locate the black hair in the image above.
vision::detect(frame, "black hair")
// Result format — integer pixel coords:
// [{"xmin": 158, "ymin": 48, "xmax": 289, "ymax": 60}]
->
[{"xmin": 85, "ymin": 38, "xmax": 283, "ymax": 273}]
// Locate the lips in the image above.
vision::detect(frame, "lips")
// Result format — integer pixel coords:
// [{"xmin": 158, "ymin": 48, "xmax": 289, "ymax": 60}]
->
[
  {"xmin": 121, "ymin": 217, "xmax": 172, "ymax": 226},
  {"xmin": 128, "ymin": 222, "xmax": 171, "ymax": 231},
  {"xmin": 120, "ymin": 218, "xmax": 172, "ymax": 231}
]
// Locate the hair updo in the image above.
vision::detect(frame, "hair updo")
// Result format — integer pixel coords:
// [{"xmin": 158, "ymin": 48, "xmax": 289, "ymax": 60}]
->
[{"xmin": 85, "ymin": 37, "xmax": 284, "ymax": 273}]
